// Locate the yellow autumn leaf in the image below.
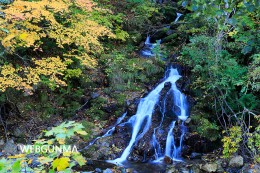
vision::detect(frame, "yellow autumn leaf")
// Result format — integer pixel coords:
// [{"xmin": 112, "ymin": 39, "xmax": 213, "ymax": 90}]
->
[
  {"xmin": 47, "ymin": 139, "xmax": 54, "ymax": 145},
  {"xmin": 63, "ymin": 152, "xmax": 72, "ymax": 157},
  {"xmin": 58, "ymin": 138, "xmax": 65, "ymax": 145},
  {"xmin": 28, "ymin": 159, "xmax": 33, "ymax": 164},
  {"xmin": 8, "ymin": 154, "xmax": 26, "ymax": 159},
  {"xmin": 19, "ymin": 33, "xmax": 28, "ymax": 40},
  {"xmin": 52, "ymin": 157, "xmax": 70, "ymax": 171},
  {"xmin": 77, "ymin": 130, "xmax": 87, "ymax": 135},
  {"xmin": 228, "ymin": 29, "xmax": 238, "ymax": 37}
]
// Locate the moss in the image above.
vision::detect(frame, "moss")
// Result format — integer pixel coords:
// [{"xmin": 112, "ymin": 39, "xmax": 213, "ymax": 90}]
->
[
  {"xmin": 163, "ymin": 33, "xmax": 178, "ymax": 42},
  {"xmin": 113, "ymin": 93, "xmax": 126, "ymax": 107},
  {"xmin": 85, "ymin": 97, "xmax": 108, "ymax": 120}
]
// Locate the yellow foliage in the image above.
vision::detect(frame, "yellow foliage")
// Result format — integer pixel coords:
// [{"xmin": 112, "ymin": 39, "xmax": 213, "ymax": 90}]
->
[
  {"xmin": 0, "ymin": 0, "xmax": 115, "ymax": 93},
  {"xmin": 8, "ymin": 154, "xmax": 26, "ymax": 159},
  {"xmin": 52, "ymin": 157, "xmax": 70, "ymax": 171},
  {"xmin": 0, "ymin": 57, "xmax": 67, "ymax": 94}
]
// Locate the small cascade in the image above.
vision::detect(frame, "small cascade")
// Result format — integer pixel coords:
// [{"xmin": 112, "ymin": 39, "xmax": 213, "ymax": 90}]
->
[
  {"xmin": 140, "ymin": 35, "xmax": 161, "ymax": 57},
  {"xmin": 174, "ymin": 13, "xmax": 183, "ymax": 23},
  {"xmin": 83, "ymin": 112, "xmax": 127, "ymax": 150},
  {"xmin": 174, "ymin": 122, "xmax": 187, "ymax": 158},
  {"xmin": 165, "ymin": 121, "xmax": 176, "ymax": 157},
  {"xmin": 108, "ymin": 67, "xmax": 189, "ymax": 164}
]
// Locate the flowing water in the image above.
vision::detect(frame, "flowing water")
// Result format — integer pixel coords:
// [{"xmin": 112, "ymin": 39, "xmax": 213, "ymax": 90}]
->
[
  {"xmin": 174, "ymin": 13, "xmax": 183, "ymax": 23},
  {"xmin": 109, "ymin": 67, "xmax": 189, "ymax": 165}
]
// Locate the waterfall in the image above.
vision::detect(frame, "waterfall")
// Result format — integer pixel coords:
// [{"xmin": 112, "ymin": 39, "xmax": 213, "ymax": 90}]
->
[
  {"xmin": 165, "ymin": 121, "xmax": 176, "ymax": 157},
  {"xmin": 174, "ymin": 13, "xmax": 183, "ymax": 23},
  {"xmin": 140, "ymin": 35, "xmax": 161, "ymax": 57},
  {"xmin": 109, "ymin": 67, "xmax": 189, "ymax": 164}
]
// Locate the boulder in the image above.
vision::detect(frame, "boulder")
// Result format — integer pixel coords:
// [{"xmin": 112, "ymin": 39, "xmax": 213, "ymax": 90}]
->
[
  {"xmin": 215, "ymin": 159, "xmax": 225, "ymax": 172},
  {"xmin": 166, "ymin": 166, "xmax": 178, "ymax": 173},
  {"xmin": 164, "ymin": 156, "xmax": 173, "ymax": 164},
  {"xmin": 201, "ymin": 163, "xmax": 218, "ymax": 172},
  {"xmin": 2, "ymin": 139, "xmax": 18, "ymax": 155},
  {"xmin": 229, "ymin": 155, "xmax": 243, "ymax": 167},
  {"xmin": 190, "ymin": 152, "xmax": 202, "ymax": 159}
]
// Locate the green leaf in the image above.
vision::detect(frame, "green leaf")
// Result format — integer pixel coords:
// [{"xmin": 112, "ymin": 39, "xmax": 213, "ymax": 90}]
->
[
  {"xmin": 11, "ymin": 160, "xmax": 21, "ymax": 173},
  {"xmin": 72, "ymin": 154, "xmax": 86, "ymax": 166},
  {"xmin": 0, "ymin": 28, "xmax": 9, "ymax": 33},
  {"xmin": 49, "ymin": 169, "xmax": 55, "ymax": 173}
]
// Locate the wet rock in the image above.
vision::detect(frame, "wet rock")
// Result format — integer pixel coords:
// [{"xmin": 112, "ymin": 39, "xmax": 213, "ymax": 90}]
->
[
  {"xmin": 215, "ymin": 159, "xmax": 225, "ymax": 172},
  {"xmin": 126, "ymin": 168, "xmax": 134, "ymax": 173},
  {"xmin": 103, "ymin": 104, "xmax": 117, "ymax": 113},
  {"xmin": 166, "ymin": 166, "xmax": 178, "ymax": 173},
  {"xmin": 91, "ymin": 92, "xmax": 99, "ymax": 99},
  {"xmin": 164, "ymin": 156, "xmax": 173, "ymax": 164},
  {"xmin": 0, "ymin": 139, "xmax": 4, "ymax": 146},
  {"xmin": 2, "ymin": 139, "xmax": 18, "ymax": 155},
  {"xmin": 190, "ymin": 152, "xmax": 202, "ymax": 159},
  {"xmin": 229, "ymin": 155, "xmax": 243, "ymax": 168},
  {"xmin": 190, "ymin": 165, "xmax": 203, "ymax": 173},
  {"xmin": 103, "ymin": 168, "xmax": 113, "ymax": 173},
  {"xmin": 126, "ymin": 100, "xmax": 131, "ymax": 106},
  {"xmin": 185, "ymin": 118, "xmax": 191, "ymax": 124},
  {"xmin": 95, "ymin": 168, "xmax": 102, "ymax": 173},
  {"xmin": 14, "ymin": 127, "xmax": 25, "ymax": 137},
  {"xmin": 201, "ymin": 163, "xmax": 218, "ymax": 172}
]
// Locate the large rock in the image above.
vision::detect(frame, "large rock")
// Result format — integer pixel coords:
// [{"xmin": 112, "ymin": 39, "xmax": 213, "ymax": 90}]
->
[
  {"xmin": 215, "ymin": 159, "xmax": 225, "ymax": 172},
  {"xmin": 190, "ymin": 152, "xmax": 202, "ymax": 159},
  {"xmin": 201, "ymin": 163, "xmax": 218, "ymax": 172},
  {"xmin": 2, "ymin": 139, "xmax": 18, "ymax": 155},
  {"xmin": 229, "ymin": 155, "xmax": 243, "ymax": 167}
]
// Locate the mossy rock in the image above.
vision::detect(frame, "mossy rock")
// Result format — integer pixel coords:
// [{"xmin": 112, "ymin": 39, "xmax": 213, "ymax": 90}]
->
[{"xmin": 163, "ymin": 33, "xmax": 178, "ymax": 43}]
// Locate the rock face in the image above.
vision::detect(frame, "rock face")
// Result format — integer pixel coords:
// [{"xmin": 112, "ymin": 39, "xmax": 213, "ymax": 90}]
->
[
  {"xmin": 201, "ymin": 163, "xmax": 218, "ymax": 172},
  {"xmin": 229, "ymin": 155, "xmax": 244, "ymax": 167}
]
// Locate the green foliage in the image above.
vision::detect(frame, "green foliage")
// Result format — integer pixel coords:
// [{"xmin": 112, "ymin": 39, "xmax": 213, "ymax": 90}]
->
[
  {"xmin": 0, "ymin": 121, "xmax": 87, "ymax": 172},
  {"xmin": 248, "ymin": 54, "xmax": 260, "ymax": 92},
  {"xmin": 81, "ymin": 120, "xmax": 96, "ymax": 141},
  {"xmin": 85, "ymin": 97, "xmax": 107, "ymax": 120},
  {"xmin": 191, "ymin": 113, "xmax": 220, "ymax": 141},
  {"xmin": 102, "ymin": 50, "xmax": 164, "ymax": 91},
  {"xmin": 44, "ymin": 121, "xmax": 87, "ymax": 144},
  {"xmin": 180, "ymin": 0, "xmax": 260, "ymax": 160}
]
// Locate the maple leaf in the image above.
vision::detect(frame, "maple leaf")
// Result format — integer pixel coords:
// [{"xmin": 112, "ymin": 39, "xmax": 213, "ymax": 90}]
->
[{"xmin": 52, "ymin": 157, "xmax": 70, "ymax": 171}]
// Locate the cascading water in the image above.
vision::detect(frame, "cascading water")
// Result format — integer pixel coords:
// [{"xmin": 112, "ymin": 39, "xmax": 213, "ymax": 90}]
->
[
  {"xmin": 140, "ymin": 35, "xmax": 161, "ymax": 57},
  {"xmin": 174, "ymin": 13, "xmax": 183, "ymax": 23},
  {"xmin": 108, "ymin": 67, "xmax": 189, "ymax": 164}
]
